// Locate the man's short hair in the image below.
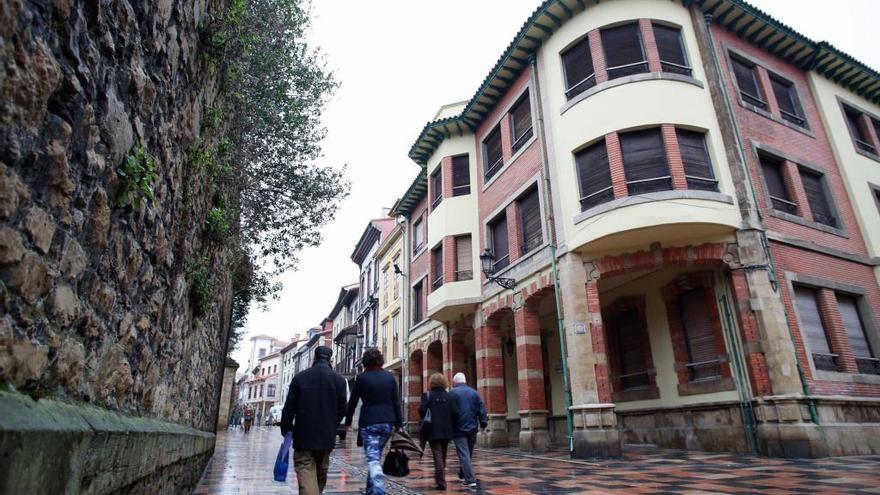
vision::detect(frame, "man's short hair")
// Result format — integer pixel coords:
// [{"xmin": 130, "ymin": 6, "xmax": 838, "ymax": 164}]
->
[{"xmin": 453, "ymin": 372, "xmax": 466, "ymax": 385}]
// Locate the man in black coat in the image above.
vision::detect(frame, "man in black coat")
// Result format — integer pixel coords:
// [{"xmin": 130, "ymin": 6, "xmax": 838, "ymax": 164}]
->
[{"xmin": 280, "ymin": 346, "xmax": 347, "ymax": 495}]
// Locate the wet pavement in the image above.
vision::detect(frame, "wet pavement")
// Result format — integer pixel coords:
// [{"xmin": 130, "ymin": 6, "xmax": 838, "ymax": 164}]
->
[{"xmin": 196, "ymin": 427, "xmax": 880, "ymax": 494}]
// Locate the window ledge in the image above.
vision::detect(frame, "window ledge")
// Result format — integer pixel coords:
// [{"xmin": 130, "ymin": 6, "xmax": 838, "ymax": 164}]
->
[
  {"xmin": 560, "ymin": 72, "xmax": 704, "ymax": 116},
  {"xmin": 768, "ymin": 209, "xmax": 848, "ymax": 238},
  {"xmin": 854, "ymin": 147, "xmax": 880, "ymax": 164},
  {"xmin": 813, "ymin": 369, "xmax": 880, "ymax": 385},
  {"xmin": 677, "ymin": 377, "xmax": 736, "ymax": 396},
  {"xmin": 481, "ymin": 135, "xmax": 538, "ymax": 192},
  {"xmin": 573, "ymin": 190, "xmax": 733, "ymax": 225},
  {"xmin": 737, "ymin": 98, "xmax": 814, "ymax": 138}
]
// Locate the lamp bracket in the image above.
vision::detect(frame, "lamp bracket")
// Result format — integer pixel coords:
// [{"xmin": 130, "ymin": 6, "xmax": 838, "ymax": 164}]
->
[{"xmin": 487, "ymin": 276, "xmax": 516, "ymax": 290}]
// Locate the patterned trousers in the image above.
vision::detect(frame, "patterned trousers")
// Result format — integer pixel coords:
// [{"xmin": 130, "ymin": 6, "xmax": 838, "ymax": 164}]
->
[{"xmin": 360, "ymin": 423, "xmax": 393, "ymax": 495}]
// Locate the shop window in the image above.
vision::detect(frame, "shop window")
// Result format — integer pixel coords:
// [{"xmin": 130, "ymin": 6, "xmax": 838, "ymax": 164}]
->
[
  {"xmin": 679, "ymin": 288, "xmax": 721, "ymax": 381},
  {"xmin": 518, "ymin": 187, "xmax": 542, "ymax": 255},
  {"xmin": 575, "ymin": 138, "xmax": 614, "ymax": 210},
  {"xmin": 454, "ymin": 235, "xmax": 473, "ymax": 281},
  {"xmin": 676, "ymin": 129, "xmax": 718, "ymax": 192},
  {"xmin": 794, "ymin": 286, "xmax": 839, "ymax": 372},
  {"xmin": 489, "ymin": 213, "xmax": 510, "ymax": 272},
  {"xmin": 510, "ymin": 91, "xmax": 533, "ymax": 152},
  {"xmin": 731, "ymin": 55, "xmax": 766, "ymax": 109},
  {"xmin": 601, "ymin": 22, "xmax": 648, "ymax": 80},
  {"xmin": 759, "ymin": 153, "xmax": 797, "ymax": 215},
  {"xmin": 770, "ymin": 75, "xmax": 806, "ymax": 127},
  {"xmin": 561, "ymin": 36, "xmax": 595, "ymax": 100},
  {"xmin": 620, "ymin": 128, "xmax": 672, "ymax": 195},
  {"xmin": 799, "ymin": 168, "xmax": 837, "ymax": 227},
  {"xmin": 653, "ymin": 23, "xmax": 691, "ymax": 76},
  {"xmin": 452, "ymin": 155, "xmax": 470, "ymax": 196},
  {"xmin": 483, "ymin": 125, "xmax": 504, "ymax": 181}
]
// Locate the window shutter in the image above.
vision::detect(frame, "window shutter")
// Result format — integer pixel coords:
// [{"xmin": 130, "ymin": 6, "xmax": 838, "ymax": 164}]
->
[
  {"xmin": 601, "ymin": 23, "xmax": 644, "ymax": 68},
  {"xmin": 653, "ymin": 23, "xmax": 687, "ymax": 66},
  {"xmin": 844, "ymin": 107, "xmax": 868, "ymax": 142},
  {"xmin": 770, "ymin": 77, "xmax": 801, "ymax": 118},
  {"xmin": 561, "ymin": 37, "xmax": 594, "ymax": 98},
  {"xmin": 620, "ymin": 128, "xmax": 671, "ymax": 195},
  {"xmin": 519, "ymin": 187, "xmax": 542, "ymax": 254},
  {"xmin": 873, "ymin": 119, "xmax": 880, "ymax": 147},
  {"xmin": 432, "ymin": 246, "xmax": 443, "ymax": 288},
  {"xmin": 799, "ymin": 169, "xmax": 836, "ymax": 227},
  {"xmin": 452, "ymin": 155, "xmax": 470, "ymax": 196},
  {"xmin": 793, "ymin": 286, "xmax": 838, "ymax": 371},
  {"xmin": 838, "ymin": 295, "xmax": 872, "ymax": 358},
  {"xmin": 575, "ymin": 139, "xmax": 613, "ymax": 210},
  {"xmin": 484, "ymin": 125, "xmax": 503, "ymax": 179},
  {"xmin": 490, "ymin": 214, "xmax": 509, "ymax": 270},
  {"xmin": 431, "ymin": 169, "xmax": 442, "ymax": 205},
  {"xmin": 732, "ymin": 58, "xmax": 759, "ymax": 96},
  {"xmin": 615, "ymin": 309, "xmax": 648, "ymax": 389},
  {"xmin": 455, "ymin": 235, "xmax": 472, "ymax": 281},
  {"xmin": 679, "ymin": 288, "xmax": 720, "ymax": 380},
  {"xmin": 676, "ymin": 129, "xmax": 717, "ymax": 191},
  {"xmin": 413, "ymin": 283, "xmax": 423, "ymax": 322},
  {"xmin": 511, "ymin": 93, "xmax": 533, "ymax": 150},
  {"xmin": 758, "ymin": 154, "xmax": 796, "ymax": 214}
]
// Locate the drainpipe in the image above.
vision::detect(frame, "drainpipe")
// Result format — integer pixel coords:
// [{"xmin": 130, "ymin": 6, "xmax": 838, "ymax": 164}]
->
[
  {"xmin": 529, "ymin": 53, "xmax": 575, "ymax": 455},
  {"xmin": 400, "ymin": 215, "xmax": 411, "ymax": 426},
  {"xmin": 700, "ymin": 12, "xmax": 818, "ymax": 426}
]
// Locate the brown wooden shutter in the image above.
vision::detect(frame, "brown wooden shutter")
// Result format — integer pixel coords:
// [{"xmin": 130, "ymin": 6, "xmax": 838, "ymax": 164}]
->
[
  {"xmin": 676, "ymin": 129, "xmax": 717, "ymax": 191},
  {"xmin": 518, "ymin": 187, "xmax": 542, "ymax": 255},
  {"xmin": 799, "ymin": 169, "xmax": 836, "ymax": 227},
  {"xmin": 793, "ymin": 286, "xmax": 838, "ymax": 371},
  {"xmin": 511, "ymin": 92, "xmax": 533, "ymax": 151},
  {"xmin": 452, "ymin": 155, "xmax": 470, "ymax": 196},
  {"xmin": 561, "ymin": 37, "xmax": 594, "ymax": 99},
  {"xmin": 758, "ymin": 154, "xmax": 796, "ymax": 214},
  {"xmin": 601, "ymin": 23, "xmax": 644, "ymax": 69},
  {"xmin": 620, "ymin": 128, "xmax": 671, "ymax": 195},
  {"xmin": 731, "ymin": 57, "xmax": 763, "ymax": 102},
  {"xmin": 679, "ymin": 288, "xmax": 720, "ymax": 380},
  {"xmin": 615, "ymin": 309, "xmax": 648, "ymax": 389},
  {"xmin": 838, "ymin": 295, "xmax": 872, "ymax": 358},
  {"xmin": 455, "ymin": 235, "xmax": 472, "ymax": 281},
  {"xmin": 484, "ymin": 125, "xmax": 503, "ymax": 179},
  {"xmin": 413, "ymin": 283, "xmax": 423, "ymax": 322},
  {"xmin": 873, "ymin": 119, "xmax": 880, "ymax": 147},
  {"xmin": 844, "ymin": 106, "xmax": 869, "ymax": 142},
  {"xmin": 575, "ymin": 139, "xmax": 613, "ymax": 210},
  {"xmin": 770, "ymin": 76, "xmax": 802, "ymax": 120},
  {"xmin": 432, "ymin": 246, "xmax": 443, "ymax": 289},
  {"xmin": 490, "ymin": 213, "xmax": 509, "ymax": 270},
  {"xmin": 431, "ymin": 168, "xmax": 442, "ymax": 205},
  {"xmin": 653, "ymin": 23, "xmax": 687, "ymax": 67}
]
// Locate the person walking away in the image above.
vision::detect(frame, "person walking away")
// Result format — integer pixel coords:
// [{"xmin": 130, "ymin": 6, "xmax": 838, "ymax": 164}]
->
[
  {"xmin": 345, "ymin": 348, "xmax": 402, "ymax": 495},
  {"xmin": 449, "ymin": 372, "xmax": 488, "ymax": 489},
  {"xmin": 279, "ymin": 346, "xmax": 348, "ymax": 495},
  {"xmin": 243, "ymin": 407, "xmax": 254, "ymax": 433},
  {"xmin": 420, "ymin": 373, "xmax": 457, "ymax": 490}
]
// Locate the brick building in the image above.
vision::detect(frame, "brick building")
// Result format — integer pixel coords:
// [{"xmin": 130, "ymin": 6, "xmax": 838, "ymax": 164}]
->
[{"xmin": 391, "ymin": 0, "xmax": 880, "ymax": 458}]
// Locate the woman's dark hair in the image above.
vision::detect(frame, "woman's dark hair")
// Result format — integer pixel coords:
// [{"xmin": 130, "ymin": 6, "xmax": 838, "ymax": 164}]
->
[{"xmin": 362, "ymin": 348, "xmax": 384, "ymax": 367}]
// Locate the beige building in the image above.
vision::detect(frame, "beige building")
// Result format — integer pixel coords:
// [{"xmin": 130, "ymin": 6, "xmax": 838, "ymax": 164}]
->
[{"xmin": 377, "ymin": 223, "xmax": 406, "ymax": 379}]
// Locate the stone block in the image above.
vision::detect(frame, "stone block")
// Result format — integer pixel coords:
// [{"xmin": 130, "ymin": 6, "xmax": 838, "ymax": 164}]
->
[
  {"xmin": 0, "ymin": 227, "xmax": 25, "ymax": 263},
  {"xmin": 23, "ymin": 206, "xmax": 54, "ymax": 254}
]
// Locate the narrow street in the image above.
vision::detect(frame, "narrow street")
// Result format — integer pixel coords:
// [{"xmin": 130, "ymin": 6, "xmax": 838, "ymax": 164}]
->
[{"xmin": 196, "ymin": 428, "xmax": 880, "ymax": 494}]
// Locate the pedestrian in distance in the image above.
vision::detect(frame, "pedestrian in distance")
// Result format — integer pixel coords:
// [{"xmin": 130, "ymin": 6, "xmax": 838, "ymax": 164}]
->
[
  {"xmin": 419, "ymin": 373, "xmax": 457, "ymax": 491},
  {"xmin": 279, "ymin": 346, "xmax": 348, "ymax": 495},
  {"xmin": 345, "ymin": 348, "xmax": 403, "ymax": 495},
  {"xmin": 243, "ymin": 407, "xmax": 255, "ymax": 433},
  {"xmin": 449, "ymin": 372, "xmax": 488, "ymax": 489}
]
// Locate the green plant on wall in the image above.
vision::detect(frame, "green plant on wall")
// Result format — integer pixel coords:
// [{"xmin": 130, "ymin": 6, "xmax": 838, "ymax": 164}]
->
[
  {"xmin": 117, "ymin": 144, "xmax": 158, "ymax": 208},
  {"xmin": 205, "ymin": 207, "xmax": 230, "ymax": 242},
  {"xmin": 189, "ymin": 256, "xmax": 215, "ymax": 317}
]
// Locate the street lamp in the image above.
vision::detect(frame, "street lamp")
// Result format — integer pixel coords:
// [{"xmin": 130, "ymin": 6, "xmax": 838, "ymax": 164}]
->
[{"xmin": 480, "ymin": 248, "xmax": 516, "ymax": 290}]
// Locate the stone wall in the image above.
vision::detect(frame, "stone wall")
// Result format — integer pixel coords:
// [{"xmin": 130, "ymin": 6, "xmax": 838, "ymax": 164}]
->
[{"xmin": 1, "ymin": 0, "xmax": 237, "ymax": 491}]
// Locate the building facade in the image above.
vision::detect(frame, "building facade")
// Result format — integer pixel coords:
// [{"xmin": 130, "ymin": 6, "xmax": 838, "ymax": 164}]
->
[
  {"xmin": 377, "ymin": 223, "xmax": 406, "ymax": 382},
  {"xmin": 392, "ymin": 0, "xmax": 880, "ymax": 458},
  {"xmin": 352, "ymin": 219, "xmax": 398, "ymax": 367},
  {"xmin": 329, "ymin": 284, "xmax": 360, "ymax": 378}
]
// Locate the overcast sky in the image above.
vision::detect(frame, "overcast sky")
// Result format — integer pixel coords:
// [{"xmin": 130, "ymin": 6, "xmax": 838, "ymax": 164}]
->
[{"xmin": 231, "ymin": 0, "xmax": 880, "ymax": 366}]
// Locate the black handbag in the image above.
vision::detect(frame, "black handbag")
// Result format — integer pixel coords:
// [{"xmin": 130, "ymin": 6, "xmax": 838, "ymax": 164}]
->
[{"xmin": 382, "ymin": 449, "xmax": 410, "ymax": 477}]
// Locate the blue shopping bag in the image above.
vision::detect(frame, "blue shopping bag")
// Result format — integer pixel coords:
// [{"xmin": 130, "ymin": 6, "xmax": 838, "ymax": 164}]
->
[{"xmin": 273, "ymin": 432, "xmax": 293, "ymax": 482}]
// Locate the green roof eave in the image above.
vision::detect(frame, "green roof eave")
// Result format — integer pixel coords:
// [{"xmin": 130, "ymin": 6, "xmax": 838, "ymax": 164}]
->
[{"xmin": 390, "ymin": 169, "xmax": 427, "ymax": 218}]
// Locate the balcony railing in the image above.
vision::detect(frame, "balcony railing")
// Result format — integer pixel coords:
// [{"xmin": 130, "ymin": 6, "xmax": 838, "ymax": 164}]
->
[
  {"xmin": 686, "ymin": 359, "xmax": 722, "ymax": 382},
  {"xmin": 685, "ymin": 175, "xmax": 719, "ymax": 192},
  {"xmin": 512, "ymin": 127, "xmax": 534, "ymax": 152},
  {"xmin": 579, "ymin": 185, "xmax": 615, "ymax": 211},
  {"xmin": 431, "ymin": 193, "xmax": 442, "ymax": 209},
  {"xmin": 740, "ymin": 91, "xmax": 768, "ymax": 110},
  {"xmin": 857, "ymin": 357, "xmax": 880, "ymax": 375},
  {"xmin": 813, "ymin": 352, "xmax": 839, "ymax": 372},
  {"xmin": 565, "ymin": 73, "xmax": 597, "ymax": 100},
  {"xmin": 770, "ymin": 195, "xmax": 798, "ymax": 216},
  {"xmin": 780, "ymin": 110, "xmax": 806, "ymax": 127},
  {"xmin": 619, "ymin": 371, "xmax": 649, "ymax": 390},
  {"xmin": 484, "ymin": 158, "xmax": 504, "ymax": 181},
  {"xmin": 452, "ymin": 184, "xmax": 471, "ymax": 196},
  {"xmin": 607, "ymin": 61, "xmax": 649, "ymax": 80},
  {"xmin": 455, "ymin": 269, "xmax": 473, "ymax": 281},
  {"xmin": 626, "ymin": 175, "xmax": 673, "ymax": 196},
  {"xmin": 855, "ymin": 139, "xmax": 877, "ymax": 155},
  {"xmin": 493, "ymin": 254, "xmax": 510, "ymax": 272},
  {"xmin": 432, "ymin": 275, "xmax": 444, "ymax": 291},
  {"xmin": 660, "ymin": 61, "xmax": 692, "ymax": 77},
  {"xmin": 521, "ymin": 235, "xmax": 543, "ymax": 255}
]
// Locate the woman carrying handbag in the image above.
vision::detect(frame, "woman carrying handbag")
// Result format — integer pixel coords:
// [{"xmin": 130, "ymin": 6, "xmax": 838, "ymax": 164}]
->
[{"xmin": 419, "ymin": 373, "xmax": 457, "ymax": 490}]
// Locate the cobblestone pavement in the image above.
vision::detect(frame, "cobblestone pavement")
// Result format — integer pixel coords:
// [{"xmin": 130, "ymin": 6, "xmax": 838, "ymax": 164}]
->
[{"xmin": 196, "ymin": 428, "xmax": 880, "ymax": 494}]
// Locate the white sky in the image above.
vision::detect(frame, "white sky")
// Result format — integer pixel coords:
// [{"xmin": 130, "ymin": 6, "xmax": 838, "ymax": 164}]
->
[{"xmin": 232, "ymin": 0, "xmax": 880, "ymax": 366}]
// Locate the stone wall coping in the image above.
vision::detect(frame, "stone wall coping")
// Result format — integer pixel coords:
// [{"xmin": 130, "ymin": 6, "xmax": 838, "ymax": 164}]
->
[
  {"xmin": 569, "ymin": 403, "xmax": 616, "ymax": 411},
  {"xmin": 615, "ymin": 399, "xmax": 743, "ymax": 416}
]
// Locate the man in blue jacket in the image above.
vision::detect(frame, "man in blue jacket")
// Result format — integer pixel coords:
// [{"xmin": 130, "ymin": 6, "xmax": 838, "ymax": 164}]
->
[{"xmin": 449, "ymin": 372, "xmax": 488, "ymax": 488}]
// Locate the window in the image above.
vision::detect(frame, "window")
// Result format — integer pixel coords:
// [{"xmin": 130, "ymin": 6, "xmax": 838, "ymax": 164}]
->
[
  {"xmin": 799, "ymin": 168, "xmax": 836, "ymax": 227},
  {"xmin": 679, "ymin": 288, "xmax": 721, "ymax": 381},
  {"xmin": 770, "ymin": 75, "xmax": 805, "ymax": 127},
  {"xmin": 431, "ymin": 167, "xmax": 442, "ymax": 208},
  {"xmin": 489, "ymin": 213, "xmax": 509, "ymax": 272},
  {"xmin": 731, "ymin": 56, "xmax": 766, "ymax": 109},
  {"xmin": 392, "ymin": 313, "xmax": 400, "ymax": 358},
  {"xmin": 575, "ymin": 139, "xmax": 614, "ymax": 211},
  {"xmin": 412, "ymin": 282, "xmax": 424, "ymax": 323},
  {"xmin": 518, "ymin": 187, "xmax": 542, "ymax": 255},
  {"xmin": 620, "ymin": 128, "xmax": 671, "ymax": 195},
  {"xmin": 412, "ymin": 217, "xmax": 425, "ymax": 254},
  {"xmin": 383, "ymin": 267, "xmax": 389, "ymax": 307},
  {"xmin": 258, "ymin": 348, "xmax": 266, "ymax": 358},
  {"xmin": 561, "ymin": 36, "xmax": 595, "ymax": 99},
  {"xmin": 483, "ymin": 125, "xmax": 503, "ymax": 181},
  {"xmin": 267, "ymin": 385, "xmax": 275, "ymax": 397},
  {"xmin": 601, "ymin": 22, "xmax": 648, "ymax": 80},
  {"xmin": 452, "ymin": 155, "xmax": 470, "ymax": 196},
  {"xmin": 393, "ymin": 254, "xmax": 400, "ymax": 299},
  {"xmin": 381, "ymin": 321, "xmax": 388, "ymax": 347},
  {"xmin": 677, "ymin": 129, "xmax": 717, "ymax": 192},
  {"xmin": 653, "ymin": 23, "xmax": 690, "ymax": 75},
  {"xmin": 455, "ymin": 235, "xmax": 473, "ymax": 281},
  {"xmin": 273, "ymin": 365, "xmax": 276, "ymax": 373},
  {"xmin": 614, "ymin": 309, "xmax": 650, "ymax": 390},
  {"xmin": 838, "ymin": 295, "xmax": 879, "ymax": 375},
  {"xmin": 843, "ymin": 105, "xmax": 877, "ymax": 154},
  {"xmin": 431, "ymin": 245, "xmax": 443, "ymax": 291},
  {"xmin": 759, "ymin": 153, "xmax": 797, "ymax": 215},
  {"xmin": 259, "ymin": 384, "xmax": 264, "ymax": 397},
  {"xmin": 794, "ymin": 286, "xmax": 838, "ymax": 372},
  {"xmin": 510, "ymin": 92, "xmax": 533, "ymax": 152}
]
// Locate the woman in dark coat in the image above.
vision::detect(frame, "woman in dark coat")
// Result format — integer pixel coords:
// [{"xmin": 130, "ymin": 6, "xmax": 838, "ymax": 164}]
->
[{"xmin": 419, "ymin": 373, "xmax": 457, "ymax": 490}]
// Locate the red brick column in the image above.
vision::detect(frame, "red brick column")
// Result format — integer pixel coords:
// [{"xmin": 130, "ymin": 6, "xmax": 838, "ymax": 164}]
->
[
  {"xmin": 639, "ymin": 19, "xmax": 662, "ymax": 73},
  {"xmin": 755, "ymin": 67, "xmax": 780, "ymax": 115},
  {"xmin": 587, "ymin": 279, "xmax": 613, "ymax": 404},
  {"xmin": 514, "ymin": 305, "xmax": 550, "ymax": 451},
  {"xmin": 662, "ymin": 124, "xmax": 688, "ymax": 190},
  {"xmin": 477, "ymin": 321, "xmax": 508, "ymax": 447},
  {"xmin": 443, "ymin": 236, "xmax": 455, "ymax": 285},
  {"xmin": 588, "ymin": 30, "xmax": 608, "ymax": 84},
  {"xmin": 442, "ymin": 156, "xmax": 454, "ymax": 199},
  {"xmin": 506, "ymin": 203, "xmax": 522, "ymax": 263},
  {"xmin": 447, "ymin": 324, "xmax": 468, "ymax": 382},
  {"xmin": 606, "ymin": 132, "xmax": 628, "ymax": 199},
  {"xmin": 500, "ymin": 109, "xmax": 514, "ymax": 163},
  {"xmin": 729, "ymin": 270, "xmax": 772, "ymax": 396},
  {"xmin": 816, "ymin": 289, "xmax": 857, "ymax": 373},
  {"xmin": 407, "ymin": 353, "xmax": 423, "ymax": 425},
  {"xmin": 781, "ymin": 160, "xmax": 812, "ymax": 219}
]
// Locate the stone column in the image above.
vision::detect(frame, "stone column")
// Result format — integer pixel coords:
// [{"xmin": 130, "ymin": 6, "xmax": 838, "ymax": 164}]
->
[
  {"xmin": 514, "ymin": 306, "xmax": 550, "ymax": 452},
  {"xmin": 406, "ymin": 354, "xmax": 423, "ymax": 431},
  {"xmin": 476, "ymin": 321, "xmax": 508, "ymax": 447},
  {"xmin": 558, "ymin": 252, "xmax": 620, "ymax": 458}
]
